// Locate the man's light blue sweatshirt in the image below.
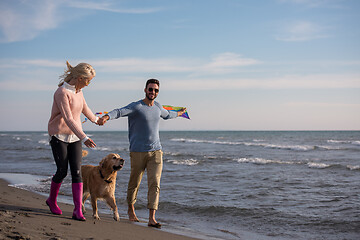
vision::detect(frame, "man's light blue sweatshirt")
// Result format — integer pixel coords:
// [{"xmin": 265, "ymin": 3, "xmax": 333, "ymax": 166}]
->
[{"xmin": 107, "ymin": 100, "xmax": 178, "ymax": 152}]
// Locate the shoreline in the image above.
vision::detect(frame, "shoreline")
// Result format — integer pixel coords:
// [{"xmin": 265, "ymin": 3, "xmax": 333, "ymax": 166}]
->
[{"xmin": 0, "ymin": 178, "xmax": 200, "ymax": 240}]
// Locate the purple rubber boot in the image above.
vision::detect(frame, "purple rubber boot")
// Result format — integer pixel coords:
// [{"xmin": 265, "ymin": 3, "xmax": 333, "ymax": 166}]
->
[
  {"xmin": 72, "ymin": 182, "xmax": 86, "ymax": 221},
  {"xmin": 46, "ymin": 180, "xmax": 62, "ymax": 215}
]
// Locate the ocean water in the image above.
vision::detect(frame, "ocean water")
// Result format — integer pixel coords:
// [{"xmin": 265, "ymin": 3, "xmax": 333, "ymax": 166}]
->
[{"xmin": 0, "ymin": 131, "xmax": 359, "ymax": 240}]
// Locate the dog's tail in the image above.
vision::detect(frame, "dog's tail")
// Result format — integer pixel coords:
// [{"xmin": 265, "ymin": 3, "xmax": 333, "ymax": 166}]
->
[{"xmin": 82, "ymin": 150, "xmax": 89, "ymax": 158}]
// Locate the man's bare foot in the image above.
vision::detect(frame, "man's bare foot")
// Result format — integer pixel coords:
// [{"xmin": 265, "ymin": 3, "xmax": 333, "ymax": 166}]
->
[
  {"xmin": 148, "ymin": 222, "xmax": 162, "ymax": 228},
  {"xmin": 128, "ymin": 205, "xmax": 139, "ymax": 222},
  {"xmin": 148, "ymin": 218, "xmax": 158, "ymax": 225},
  {"xmin": 148, "ymin": 209, "xmax": 160, "ymax": 227}
]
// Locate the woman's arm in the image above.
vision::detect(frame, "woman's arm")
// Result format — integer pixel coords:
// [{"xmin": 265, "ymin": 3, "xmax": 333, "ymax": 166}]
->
[{"xmin": 82, "ymin": 97, "xmax": 99, "ymax": 124}]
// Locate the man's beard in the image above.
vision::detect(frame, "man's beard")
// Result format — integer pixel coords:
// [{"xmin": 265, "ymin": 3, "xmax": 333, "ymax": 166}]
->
[{"xmin": 146, "ymin": 93, "xmax": 156, "ymax": 101}]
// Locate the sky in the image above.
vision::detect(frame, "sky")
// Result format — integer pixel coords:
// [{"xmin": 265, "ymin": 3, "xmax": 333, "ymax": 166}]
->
[{"xmin": 0, "ymin": 0, "xmax": 359, "ymax": 131}]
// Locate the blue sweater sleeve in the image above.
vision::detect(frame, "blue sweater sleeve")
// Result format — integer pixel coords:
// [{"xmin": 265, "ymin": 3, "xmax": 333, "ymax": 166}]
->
[
  {"xmin": 107, "ymin": 102, "xmax": 137, "ymax": 120},
  {"xmin": 156, "ymin": 102, "xmax": 178, "ymax": 119}
]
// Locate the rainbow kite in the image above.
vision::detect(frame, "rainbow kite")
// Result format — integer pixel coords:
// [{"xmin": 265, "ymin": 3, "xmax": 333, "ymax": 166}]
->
[
  {"xmin": 163, "ymin": 105, "xmax": 190, "ymax": 119},
  {"xmin": 82, "ymin": 112, "xmax": 108, "ymax": 123}
]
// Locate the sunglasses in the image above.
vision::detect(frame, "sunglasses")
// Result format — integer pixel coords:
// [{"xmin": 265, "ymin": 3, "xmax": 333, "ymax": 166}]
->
[{"xmin": 148, "ymin": 88, "xmax": 159, "ymax": 93}]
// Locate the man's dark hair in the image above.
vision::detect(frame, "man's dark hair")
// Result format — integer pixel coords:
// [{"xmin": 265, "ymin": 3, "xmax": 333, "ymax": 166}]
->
[{"xmin": 146, "ymin": 79, "xmax": 160, "ymax": 88}]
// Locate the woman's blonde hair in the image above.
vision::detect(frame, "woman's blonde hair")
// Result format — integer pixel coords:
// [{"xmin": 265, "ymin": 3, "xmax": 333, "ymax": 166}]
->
[{"xmin": 58, "ymin": 61, "xmax": 96, "ymax": 87}]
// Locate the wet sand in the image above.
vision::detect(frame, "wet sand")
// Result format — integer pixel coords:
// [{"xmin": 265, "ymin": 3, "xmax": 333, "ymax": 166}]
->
[{"xmin": 0, "ymin": 179, "xmax": 199, "ymax": 240}]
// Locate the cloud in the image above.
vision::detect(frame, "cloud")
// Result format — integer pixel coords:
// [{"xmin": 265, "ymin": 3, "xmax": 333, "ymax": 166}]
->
[
  {"xmin": 0, "ymin": 53, "xmax": 258, "ymax": 91},
  {"xmin": 0, "ymin": 0, "xmax": 61, "ymax": 43},
  {"xmin": 92, "ymin": 58, "xmax": 199, "ymax": 73},
  {"xmin": 0, "ymin": 79, "xmax": 54, "ymax": 91},
  {"xmin": 275, "ymin": 21, "xmax": 330, "ymax": 42},
  {"xmin": 86, "ymin": 73, "xmax": 360, "ymax": 92},
  {"xmin": 1, "ymin": 56, "xmax": 359, "ymax": 91},
  {"xmin": 284, "ymin": 102, "xmax": 360, "ymax": 108},
  {"xmin": 0, "ymin": 59, "xmax": 64, "ymax": 71},
  {"xmin": 0, "ymin": 0, "xmax": 162, "ymax": 43},
  {"xmin": 0, "ymin": 52, "xmax": 260, "ymax": 74},
  {"xmin": 67, "ymin": 0, "xmax": 163, "ymax": 14},
  {"xmin": 162, "ymin": 74, "xmax": 360, "ymax": 90},
  {"xmin": 3, "ymin": 57, "xmax": 358, "ymax": 70},
  {"xmin": 277, "ymin": 0, "xmax": 345, "ymax": 8},
  {"xmin": 200, "ymin": 53, "xmax": 261, "ymax": 73},
  {"xmin": 1, "ymin": 64, "xmax": 359, "ymax": 92},
  {"xmin": 92, "ymin": 52, "xmax": 260, "ymax": 75}
]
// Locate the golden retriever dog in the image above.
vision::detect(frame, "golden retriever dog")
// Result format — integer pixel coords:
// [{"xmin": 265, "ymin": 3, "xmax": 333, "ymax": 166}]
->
[{"xmin": 81, "ymin": 153, "xmax": 125, "ymax": 221}]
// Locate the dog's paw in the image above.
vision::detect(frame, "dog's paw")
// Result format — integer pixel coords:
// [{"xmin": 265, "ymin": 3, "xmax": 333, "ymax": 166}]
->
[
  {"xmin": 114, "ymin": 212, "xmax": 120, "ymax": 221},
  {"xmin": 93, "ymin": 214, "xmax": 100, "ymax": 220}
]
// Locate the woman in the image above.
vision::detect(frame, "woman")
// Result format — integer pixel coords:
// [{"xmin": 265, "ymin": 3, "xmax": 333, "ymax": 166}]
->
[{"xmin": 46, "ymin": 61, "xmax": 98, "ymax": 221}]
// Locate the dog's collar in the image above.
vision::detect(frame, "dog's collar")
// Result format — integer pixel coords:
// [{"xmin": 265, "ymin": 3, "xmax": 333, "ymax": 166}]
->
[{"xmin": 99, "ymin": 169, "xmax": 112, "ymax": 183}]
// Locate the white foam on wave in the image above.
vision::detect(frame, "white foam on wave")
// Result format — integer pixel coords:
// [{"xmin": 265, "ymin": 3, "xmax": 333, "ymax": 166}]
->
[
  {"xmin": 166, "ymin": 152, "xmax": 182, "ymax": 156},
  {"xmin": 11, "ymin": 135, "xmax": 33, "ymax": 142},
  {"xmin": 260, "ymin": 143, "xmax": 313, "ymax": 151},
  {"xmin": 167, "ymin": 159, "xmax": 199, "ymax": 166},
  {"xmin": 317, "ymin": 145, "xmax": 341, "ymax": 150},
  {"xmin": 171, "ymin": 138, "xmax": 241, "ymax": 145},
  {"xmin": 95, "ymin": 146, "xmax": 113, "ymax": 151},
  {"xmin": 236, "ymin": 157, "xmax": 296, "ymax": 165},
  {"xmin": 235, "ymin": 158, "xmax": 352, "ymax": 171},
  {"xmin": 328, "ymin": 139, "xmax": 360, "ymax": 146},
  {"xmin": 307, "ymin": 162, "xmax": 330, "ymax": 169},
  {"xmin": 38, "ymin": 139, "xmax": 49, "ymax": 145},
  {"xmin": 347, "ymin": 165, "xmax": 360, "ymax": 170},
  {"xmin": 236, "ymin": 158, "xmax": 333, "ymax": 169},
  {"xmin": 93, "ymin": 146, "xmax": 127, "ymax": 152},
  {"xmin": 171, "ymin": 138, "xmax": 314, "ymax": 151}
]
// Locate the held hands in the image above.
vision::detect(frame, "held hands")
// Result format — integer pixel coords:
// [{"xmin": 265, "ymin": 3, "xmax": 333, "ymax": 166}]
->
[
  {"xmin": 97, "ymin": 115, "xmax": 110, "ymax": 126},
  {"xmin": 177, "ymin": 107, "xmax": 187, "ymax": 117},
  {"xmin": 84, "ymin": 115, "xmax": 108, "ymax": 148}
]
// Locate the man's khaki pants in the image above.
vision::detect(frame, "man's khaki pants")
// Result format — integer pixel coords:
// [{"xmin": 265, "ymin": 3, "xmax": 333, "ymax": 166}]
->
[{"xmin": 127, "ymin": 150, "xmax": 163, "ymax": 210}]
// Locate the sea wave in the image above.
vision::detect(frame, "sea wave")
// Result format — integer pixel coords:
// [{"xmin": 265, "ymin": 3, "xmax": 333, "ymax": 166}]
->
[
  {"xmin": 164, "ymin": 151, "xmax": 228, "ymax": 162},
  {"xmin": 236, "ymin": 157, "xmax": 297, "ymax": 165},
  {"xmin": 327, "ymin": 139, "xmax": 360, "ymax": 145},
  {"xmin": 347, "ymin": 165, "xmax": 360, "ymax": 171},
  {"xmin": 159, "ymin": 200, "xmax": 360, "ymax": 239},
  {"xmin": 167, "ymin": 159, "xmax": 199, "ymax": 166},
  {"xmin": 307, "ymin": 162, "xmax": 331, "ymax": 169},
  {"xmin": 94, "ymin": 146, "xmax": 114, "ymax": 151},
  {"xmin": 171, "ymin": 138, "xmax": 332, "ymax": 152},
  {"xmin": 161, "ymin": 201, "xmax": 260, "ymax": 218},
  {"xmin": 235, "ymin": 157, "xmax": 359, "ymax": 171},
  {"xmin": 38, "ymin": 139, "xmax": 49, "ymax": 145},
  {"xmin": 92, "ymin": 146, "xmax": 128, "ymax": 152}
]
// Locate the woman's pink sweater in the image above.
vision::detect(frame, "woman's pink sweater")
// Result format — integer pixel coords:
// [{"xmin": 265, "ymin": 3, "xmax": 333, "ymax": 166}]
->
[{"xmin": 48, "ymin": 86, "xmax": 96, "ymax": 140}]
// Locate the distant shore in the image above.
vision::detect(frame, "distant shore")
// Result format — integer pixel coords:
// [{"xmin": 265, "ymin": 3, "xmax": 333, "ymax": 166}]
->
[{"xmin": 0, "ymin": 178, "xmax": 199, "ymax": 240}]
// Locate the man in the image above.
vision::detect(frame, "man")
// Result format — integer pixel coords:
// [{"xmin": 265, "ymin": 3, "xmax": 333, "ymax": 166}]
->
[{"xmin": 98, "ymin": 79, "xmax": 186, "ymax": 228}]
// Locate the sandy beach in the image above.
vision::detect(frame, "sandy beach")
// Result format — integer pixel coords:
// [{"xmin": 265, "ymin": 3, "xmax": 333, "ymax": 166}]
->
[{"xmin": 0, "ymin": 179, "xmax": 199, "ymax": 240}]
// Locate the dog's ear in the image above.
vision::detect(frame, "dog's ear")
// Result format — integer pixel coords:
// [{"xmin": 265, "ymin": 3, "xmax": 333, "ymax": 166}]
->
[{"xmin": 99, "ymin": 158, "xmax": 106, "ymax": 168}]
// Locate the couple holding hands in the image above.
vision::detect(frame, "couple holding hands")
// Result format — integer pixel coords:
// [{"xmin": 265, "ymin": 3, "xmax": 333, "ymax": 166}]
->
[{"xmin": 47, "ymin": 61, "xmax": 186, "ymax": 228}]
